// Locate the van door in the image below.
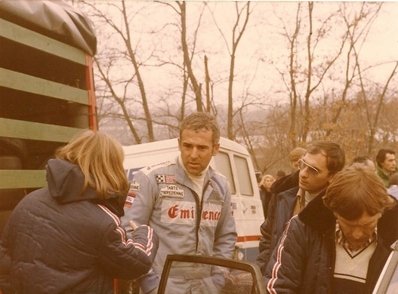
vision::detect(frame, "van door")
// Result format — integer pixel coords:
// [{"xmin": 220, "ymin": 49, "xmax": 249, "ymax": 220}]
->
[{"xmin": 212, "ymin": 143, "xmax": 263, "ymax": 262}]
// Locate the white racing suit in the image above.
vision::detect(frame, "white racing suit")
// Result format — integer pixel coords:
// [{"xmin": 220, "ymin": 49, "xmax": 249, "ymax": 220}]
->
[{"xmin": 122, "ymin": 158, "xmax": 237, "ymax": 294}]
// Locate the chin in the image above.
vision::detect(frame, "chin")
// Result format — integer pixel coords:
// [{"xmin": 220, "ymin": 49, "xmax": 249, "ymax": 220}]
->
[{"xmin": 188, "ymin": 169, "xmax": 201, "ymax": 176}]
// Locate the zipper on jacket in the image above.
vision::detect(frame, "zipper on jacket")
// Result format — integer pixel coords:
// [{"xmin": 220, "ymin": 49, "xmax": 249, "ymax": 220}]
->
[{"xmin": 195, "ymin": 180, "xmax": 211, "ymax": 252}]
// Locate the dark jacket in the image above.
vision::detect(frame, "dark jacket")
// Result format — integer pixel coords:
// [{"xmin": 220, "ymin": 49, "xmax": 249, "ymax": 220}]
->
[
  {"xmin": 256, "ymin": 171, "xmax": 300, "ymax": 272},
  {"xmin": 256, "ymin": 186, "xmax": 299, "ymax": 273},
  {"xmin": 264, "ymin": 195, "xmax": 398, "ymax": 294},
  {"xmin": 259, "ymin": 188, "xmax": 273, "ymax": 219},
  {"xmin": 270, "ymin": 170, "xmax": 299, "ymax": 195},
  {"xmin": 0, "ymin": 159, "xmax": 158, "ymax": 294}
]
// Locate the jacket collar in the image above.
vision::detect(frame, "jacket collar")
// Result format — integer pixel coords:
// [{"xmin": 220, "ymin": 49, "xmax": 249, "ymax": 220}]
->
[{"xmin": 298, "ymin": 190, "xmax": 335, "ymax": 232}]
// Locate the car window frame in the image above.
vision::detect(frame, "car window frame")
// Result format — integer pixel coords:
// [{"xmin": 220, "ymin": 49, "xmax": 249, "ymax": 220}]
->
[
  {"xmin": 372, "ymin": 240, "xmax": 398, "ymax": 294},
  {"xmin": 158, "ymin": 254, "xmax": 266, "ymax": 294}
]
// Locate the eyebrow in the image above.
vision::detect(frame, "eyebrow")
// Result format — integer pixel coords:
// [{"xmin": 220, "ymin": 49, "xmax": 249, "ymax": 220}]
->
[{"xmin": 182, "ymin": 142, "xmax": 209, "ymax": 148}]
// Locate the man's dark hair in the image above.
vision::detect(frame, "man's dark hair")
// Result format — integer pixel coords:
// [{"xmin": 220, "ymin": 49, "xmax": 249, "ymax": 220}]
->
[
  {"xmin": 179, "ymin": 112, "xmax": 220, "ymax": 144},
  {"xmin": 306, "ymin": 141, "xmax": 345, "ymax": 175},
  {"xmin": 376, "ymin": 149, "xmax": 395, "ymax": 167}
]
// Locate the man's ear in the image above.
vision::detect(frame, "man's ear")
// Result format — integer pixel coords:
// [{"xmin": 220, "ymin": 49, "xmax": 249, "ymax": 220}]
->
[{"xmin": 212, "ymin": 143, "xmax": 220, "ymax": 156}]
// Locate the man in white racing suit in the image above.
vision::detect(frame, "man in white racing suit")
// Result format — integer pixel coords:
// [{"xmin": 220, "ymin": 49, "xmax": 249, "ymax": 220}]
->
[{"xmin": 122, "ymin": 112, "xmax": 237, "ymax": 294}]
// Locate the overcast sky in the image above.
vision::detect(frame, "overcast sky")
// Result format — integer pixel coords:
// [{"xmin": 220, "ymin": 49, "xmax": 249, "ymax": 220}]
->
[{"xmin": 87, "ymin": 1, "xmax": 398, "ymax": 108}]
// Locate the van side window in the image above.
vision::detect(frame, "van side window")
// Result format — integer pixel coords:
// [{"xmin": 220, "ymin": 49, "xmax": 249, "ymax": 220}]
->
[
  {"xmin": 214, "ymin": 151, "xmax": 236, "ymax": 195},
  {"xmin": 234, "ymin": 155, "xmax": 254, "ymax": 196}
]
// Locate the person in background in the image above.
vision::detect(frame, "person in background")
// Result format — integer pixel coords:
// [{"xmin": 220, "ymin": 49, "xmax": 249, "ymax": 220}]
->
[
  {"xmin": 259, "ymin": 174, "xmax": 276, "ymax": 219},
  {"xmin": 0, "ymin": 130, "xmax": 158, "ymax": 294},
  {"xmin": 255, "ymin": 171, "xmax": 262, "ymax": 184},
  {"xmin": 289, "ymin": 147, "xmax": 307, "ymax": 171},
  {"xmin": 268, "ymin": 146, "xmax": 307, "ymax": 202},
  {"xmin": 351, "ymin": 155, "xmax": 376, "ymax": 171},
  {"xmin": 388, "ymin": 172, "xmax": 398, "ymax": 200},
  {"xmin": 122, "ymin": 112, "xmax": 237, "ymax": 294},
  {"xmin": 375, "ymin": 148, "xmax": 397, "ymax": 187},
  {"xmin": 255, "ymin": 147, "xmax": 306, "ymax": 265},
  {"xmin": 256, "ymin": 141, "xmax": 345, "ymax": 274},
  {"xmin": 275, "ymin": 170, "xmax": 286, "ymax": 180},
  {"xmin": 265, "ymin": 164, "xmax": 398, "ymax": 293}
]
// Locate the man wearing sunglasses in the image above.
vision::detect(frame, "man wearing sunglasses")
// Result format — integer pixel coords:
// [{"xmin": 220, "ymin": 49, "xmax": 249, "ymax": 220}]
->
[
  {"xmin": 265, "ymin": 164, "xmax": 398, "ymax": 293},
  {"xmin": 256, "ymin": 141, "xmax": 345, "ymax": 274}
]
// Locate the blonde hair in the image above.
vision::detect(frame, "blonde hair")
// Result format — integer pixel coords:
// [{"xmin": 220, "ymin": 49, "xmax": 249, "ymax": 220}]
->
[
  {"xmin": 55, "ymin": 130, "xmax": 129, "ymax": 198},
  {"xmin": 260, "ymin": 174, "xmax": 275, "ymax": 187},
  {"xmin": 289, "ymin": 147, "xmax": 306, "ymax": 162}
]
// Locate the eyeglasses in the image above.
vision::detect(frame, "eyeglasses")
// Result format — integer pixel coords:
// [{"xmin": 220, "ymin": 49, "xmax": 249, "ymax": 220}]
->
[{"xmin": 298, "ymin": 159, "xmax": 320, "ymax": 176}]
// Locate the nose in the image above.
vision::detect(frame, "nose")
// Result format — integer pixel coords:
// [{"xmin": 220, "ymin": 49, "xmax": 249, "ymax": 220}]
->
[
  {"xmin": 190, "ymin": 147, "xmax": 199, "ymax": 158},
  {"xmin": 299, "ymin": 167, "xmax": 309, "ymax": 178}
]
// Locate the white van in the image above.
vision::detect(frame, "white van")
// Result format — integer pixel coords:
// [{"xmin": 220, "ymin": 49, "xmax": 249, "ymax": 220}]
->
[{"xmin": 122, "ymin": 137, "xmax": 264, "ymax": 262}]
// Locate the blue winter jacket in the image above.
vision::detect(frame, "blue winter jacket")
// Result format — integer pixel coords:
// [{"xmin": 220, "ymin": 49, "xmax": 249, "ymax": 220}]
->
[{"xmin": 0, "ymin": 159, "xmax": 158, "ymax": 294}]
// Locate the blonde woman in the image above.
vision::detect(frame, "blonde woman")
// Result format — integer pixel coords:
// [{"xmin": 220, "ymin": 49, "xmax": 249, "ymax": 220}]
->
[
  {"xmin": 0, "ymin": 130, "xmax": 158, "ymax": 294},
  {"xmin": 259, "ymin": 174, "xmax": 275, "ymax": 218}
]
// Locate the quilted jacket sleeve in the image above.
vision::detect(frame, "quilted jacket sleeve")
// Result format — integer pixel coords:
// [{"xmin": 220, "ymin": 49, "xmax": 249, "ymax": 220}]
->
[
  {"xmin": 264, "ymin": 215, "xmax": 306, "ymax": 294},
  {"xmin": 98, "ymin": 209, "xmax": 159, "ymax": 280}
]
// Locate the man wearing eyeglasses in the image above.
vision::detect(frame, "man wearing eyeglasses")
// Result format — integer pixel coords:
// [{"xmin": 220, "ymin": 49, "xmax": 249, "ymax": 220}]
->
[
  {"xmin": 256, "ymin": 141, "xmax": 345, "ymax": 274},
  {"xmin": 264, "ymin": 164, "xmax": 398, "ymax": 294}
]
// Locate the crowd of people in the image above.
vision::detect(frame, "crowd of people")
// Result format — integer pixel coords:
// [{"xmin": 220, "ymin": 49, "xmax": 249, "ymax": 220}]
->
[
  {"xmin": 257, "ymin": 145, "xmax": 397, "ymax": 293},
  {"xmin": 0, "ymin": 111, "xmax": 397, "ymax": 294}
]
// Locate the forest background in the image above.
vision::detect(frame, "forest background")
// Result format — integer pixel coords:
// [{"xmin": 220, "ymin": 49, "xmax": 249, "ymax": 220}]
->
[{"xmin": 72, "ymin": 0, "xmax": 398, "ymax": 174}]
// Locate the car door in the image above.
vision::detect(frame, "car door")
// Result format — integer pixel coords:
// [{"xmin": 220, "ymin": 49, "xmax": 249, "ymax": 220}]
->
[
  {"xmin": 157, "ymin": 254, "xmax": 266, "ymax": 294},
  {"xmin": 372, "ymin": 240, "xmax": 398, "ymax": 294}
]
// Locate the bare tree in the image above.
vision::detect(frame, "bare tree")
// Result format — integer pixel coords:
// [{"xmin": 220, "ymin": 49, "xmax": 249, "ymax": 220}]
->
[
  {"xmin": 78, "ymin": 0, "xmax": 154, "ymax": 143},
  {"xmin": 74, "ymin": 1, "xmax": 397, "ymax": 170},
  {"xmin": 324, "ymin": 2, "xmax": 383, "ymax": 139},
  {"xmin": 177, "ymin": 1, "xmax": 203, "ymax": 112},
  {"xmin": 359, "ymin": 61, "xmax": 398, "ymax": 154},
  {"xmin": 208, "ymin": 2, "xmax": 251, "ymax": 139},
  {"xmin": 300, "ymin": 2, "xmax": 346, "ymax": 142}
]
